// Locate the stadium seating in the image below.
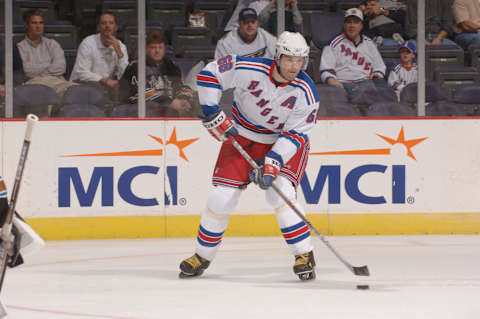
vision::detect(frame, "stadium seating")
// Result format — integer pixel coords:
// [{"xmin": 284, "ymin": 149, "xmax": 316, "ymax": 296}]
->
[
  {"xmin": 62, "ymin": 84, "xmax": 108, "ymax": 106},
  {"xmin": 44, "ymin": 23, "xmax": 78, "ymax": 50},
  {"xmin": 171, "ymin": 26, "xmax": 213, "ymax": 57},
  {"xmin": 434, "ymin": 66, "xmax": 480, "ymax": 100},
  {"xmin": 147, "ymin": 0, "xmax": 187, "ymax": 30},
  {"xmin": 425, "ymin": 101, "xmax": 468, "ymax": 116},
  {"xmin": 310, "ymin": 11, "xmax": 344, "ymax": 49},
  {"xmin": 328, "ymin": 102, "xmax": 363, "ymax": 117},
  {"xmin": 111, "ymin": 103, "xmax": 174, "ymax": 117},
  {"xmin": 14, "ymin": 0, "xmax": 56, "ymax": 23},
  {"xmin": 451, "ymin": 83, "xmax": 480, "ymax": 115},
  {"xmin": 334, "ymin": 0, "xmax": 363, "ymax": 12},
  {"xmin": 367, "ymin": 102, "xmax": 415, "ymax": 117},
  {"xmin": 400, "ymin": 82, "xmax": 447, "ymax": 105},
  {"xmin": 192, "ymin": 0, "xmax": 233, "ymax": 40},
  {"xmin": 426, "ymin": 45, "xmax": 464, "ymax": 81},
  {"xmin": 56, "ymin": 104, "xmax": 106, "ymax": 117},
  {"xmin": 101, "ymin": 0, "xmax": 137, "ymax": 31},
  {"xmin": 297, "ymin": 0, "xmax": 329, "ymax": 42},
  {"xmin": 14, "ymin": 84, "xmax": 60, "ymax": 117}
]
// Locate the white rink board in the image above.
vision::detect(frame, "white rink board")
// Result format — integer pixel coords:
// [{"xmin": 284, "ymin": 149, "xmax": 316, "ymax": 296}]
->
[{"xmin": 1, "ymin": 118, "xmax": 479, "ymax": 218}]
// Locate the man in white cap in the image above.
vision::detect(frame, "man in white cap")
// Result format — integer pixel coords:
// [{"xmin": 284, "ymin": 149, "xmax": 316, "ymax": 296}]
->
[{"xmin": 320, "ymin": 8, "xmax": 386, "ymax": 94}]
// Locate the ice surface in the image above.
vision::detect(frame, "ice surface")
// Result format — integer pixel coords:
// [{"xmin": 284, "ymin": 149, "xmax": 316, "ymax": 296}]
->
[{"xmin": 2, "ymin": 235, "xmax": 480, "ymax": 319}]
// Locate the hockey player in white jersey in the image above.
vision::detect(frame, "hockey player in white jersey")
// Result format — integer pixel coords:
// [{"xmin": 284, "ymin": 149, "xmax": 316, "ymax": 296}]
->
[
  {"xmin": 179, "ymin": 31, "xmax": 320, "ymax": 281},
  {"xmin": 215, "ymin": 7, "xmax": 277, "ymax": 59},
  {"xmin": 388, "ymin": 41, "xmax": 417, "ymax": 92},
  {"xmin": 320, "ymin": 8, "xmax": 386, "ymax": 94}
]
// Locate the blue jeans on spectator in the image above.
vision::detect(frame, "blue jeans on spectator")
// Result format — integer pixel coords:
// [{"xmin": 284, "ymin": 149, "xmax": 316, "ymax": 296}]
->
[
  {"xmin": 380, "ymin": 37, "xmax": 401, "ymax": 46},
  {"xmin": 454, "ymin": 32, "xmax": 480, "ymax": 50}
]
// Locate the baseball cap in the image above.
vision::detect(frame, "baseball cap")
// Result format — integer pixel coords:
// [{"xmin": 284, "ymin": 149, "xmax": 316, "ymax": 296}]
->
[
  {"xmin": 239, "ymin": 8, "xmax": 258, "ymax": 21},
  {"xmin": 399, "ymin": 41, "xmax": 416, "ymax": 55},
  {"xmin": 344, "ymin": 8, "xmax": 363, "ymax": 21}
]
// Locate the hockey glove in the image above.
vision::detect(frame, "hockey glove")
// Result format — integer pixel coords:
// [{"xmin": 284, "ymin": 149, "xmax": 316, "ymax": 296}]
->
[
  {"xmin": 249, "ymin": 157, "xmax": 281, "ymax": 190},
  {"xmin": 201, "ymin": 110, "xmax": 238, "ymax": 141}
]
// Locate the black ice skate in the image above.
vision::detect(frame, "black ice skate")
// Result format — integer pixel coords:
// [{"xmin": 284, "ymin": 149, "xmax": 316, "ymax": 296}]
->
[
  {"xmin": 293, "ymin": 251, "xmax": 316, "ymax": 281},
  {"xmin": 179, "ymin": 253, "xmax": 210, "ymax": 278}
]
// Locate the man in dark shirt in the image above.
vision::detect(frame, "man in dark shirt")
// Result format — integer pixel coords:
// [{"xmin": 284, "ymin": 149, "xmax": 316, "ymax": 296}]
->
[
  {"xmin": 120, "ymin": 30, "xmax": 196, "ymax": 116},
  {"xmin": 406, "ymin": 0, "xmax": 456, "ymax": 45}
]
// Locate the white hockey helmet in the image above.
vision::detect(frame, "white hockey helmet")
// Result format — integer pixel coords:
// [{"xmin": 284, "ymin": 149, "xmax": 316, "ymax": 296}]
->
[{"xmin": 275, "ymin": 31, "xmax": 310, "ymax": 70}]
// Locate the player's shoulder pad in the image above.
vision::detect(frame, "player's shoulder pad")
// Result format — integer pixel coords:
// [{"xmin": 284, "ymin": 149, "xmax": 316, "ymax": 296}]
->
[
  {"xmin": 293, "ymin": 70, "xmax": 320, "ymax": 104},
  {"xmin": 326, "ymin": 33, "xmax": 346, "ymax": 48},
  {"xmin": 236, "ymin": 55, "xmax": 274, "ymax": 67}
]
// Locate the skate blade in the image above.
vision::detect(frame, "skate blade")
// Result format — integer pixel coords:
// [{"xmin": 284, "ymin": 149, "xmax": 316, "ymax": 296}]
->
[
  {"xmin": 297, "ymin": 271, "xmax": 316, "ymax": 281},
  {"xmin": 179, "ymin": 270, "xmax": 204, "ymax": 279}
]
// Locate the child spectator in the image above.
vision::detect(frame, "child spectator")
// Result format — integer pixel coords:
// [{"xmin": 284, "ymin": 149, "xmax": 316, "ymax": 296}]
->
[{"xmin": 388, "ymin": 41, "xmax": 417, "ymax": 92}]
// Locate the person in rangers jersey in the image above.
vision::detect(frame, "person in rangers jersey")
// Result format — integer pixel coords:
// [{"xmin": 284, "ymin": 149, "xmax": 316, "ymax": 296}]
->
[
  {"xmin": 215, "ymin": 7, "xmax": 277, "ymax": 59},
  {"xmin": 388, "ymin": 41, "xmax": 417, "ymax": 92},
  {"xmin": 179, "ymin": 31, "xmax": 320, "ymax": 281},
  {"xmin": 320, "ymin": 8, "xmax": 387, "ymax": 94}
]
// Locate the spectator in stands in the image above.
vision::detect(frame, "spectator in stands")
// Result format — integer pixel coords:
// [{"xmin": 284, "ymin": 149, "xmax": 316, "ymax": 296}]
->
[
  {"xmin": 215, "ymin": 7, "xmax": 276, "ymax": 59},
  {"xmin": 452, "ymin": 0, "xmax": 480, "ymax": 50},
  {"xmin": 120, "ymin": 30, "xmax": 197, "ymax": 117},
  {"xmin": 70, "ymin": 12, "xmax": 128, "ymax": 93},
  {"xmin": 360, "ymin": 0, "xmax": 407, "ymax": 46},
  {"xmin": 320, "ymin": 8, "xmax": 387, "ymax": 94},
  {"xmin": 259, "ymin": 0, "xmax": 303, "ymax": 34},
  {"xmin": 16, "ymin": 9, "xmax": 74, "ymax": 97},
  {"xmin": 224, "ymin": 0, "xmax": 270, "ymax": 32},
  {"xmin": 406, "ymin": 0, "xmax": 456, "ymax": 45},
  {"xmin": 388, "ymin": 41, "xmax": 417, "ymax": 93}
]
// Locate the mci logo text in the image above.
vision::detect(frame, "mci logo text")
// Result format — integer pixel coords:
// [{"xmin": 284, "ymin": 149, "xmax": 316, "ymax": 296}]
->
[{"xmin": 58, "ymin": 166, "xmax": 178, "ymax": 207}]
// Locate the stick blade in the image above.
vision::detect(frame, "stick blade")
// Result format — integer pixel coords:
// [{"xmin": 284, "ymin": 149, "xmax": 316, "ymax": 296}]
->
[{"xmin": 353, "ymin": 265, "xmax": 370, "ymax": 276}]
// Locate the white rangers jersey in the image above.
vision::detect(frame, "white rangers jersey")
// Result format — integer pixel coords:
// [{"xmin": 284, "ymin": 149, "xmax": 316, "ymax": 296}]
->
[
  {"xmin": 320, "ymin": 33, "xmax": 386, "ymax": 83},
  {"xmin": 388, "ymin": 63, "xmax": 417, "ymax": 91},
  {"xmin": 197, "ymin": 55, "xmax": 319, "ymax": 165},
  {"xmin": 214, "ymin": 27, "xmax": 277, "ymax": 60}
]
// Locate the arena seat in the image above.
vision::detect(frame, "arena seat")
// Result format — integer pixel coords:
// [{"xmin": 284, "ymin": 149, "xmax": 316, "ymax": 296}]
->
[
  {"xmin": 367, "ymin": 102, "xmax": 415, "ymax": 117},
  {"xmin": 63, "ymin": 84, "xmax": 108, "ymax": 106},
  {"xmin": 171, "ymin": 26, "xmax": 213, "ymax": 57},
  {"xmin": 310, "ymin": 11, "xmax": 344, "ymax": 49},
  {"xmin": 147, "ymin": 0, "xmax": 187, "ymax": 30},
  {"xmin": 434, "ymin": 66, "xmax": 480, "ymax": 100},
  {"xmin": 57, "ymin": 104, "xmax": 106, "ymax": 118},
  {"xmin": 102, "ymin": 0, "xmax": 138, "ymax": 31},
  {"xmin": 426, "ymin": 101, "xmax": 468, "ymax": 117},
  {"xmin": 14, "ymin": 84, "xmax": 60, "ymax": 117},
  {"xmin": 328, "ymin": 102, "xmax": 362, "ymax": 117},
  {"xmin": 400, "ymin": 82, "xmax": 447, "ymax": 105},
  {"xmin": 334, "ymin": 0, "xmax": 363, "ymax": 12}
]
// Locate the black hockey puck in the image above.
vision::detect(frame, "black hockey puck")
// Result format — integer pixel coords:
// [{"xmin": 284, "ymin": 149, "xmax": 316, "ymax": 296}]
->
[{"xmin": 356, "ymin": 285, "xmax": 369, "ymax": 290}]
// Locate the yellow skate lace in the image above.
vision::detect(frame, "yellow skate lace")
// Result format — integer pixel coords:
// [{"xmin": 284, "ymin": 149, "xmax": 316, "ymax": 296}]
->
[
  {"xmin": 294, "ymin": 253, "xmax": 310, "ymax": 267},
  {"xmin": 186, "ymin": 255, "xmax": 203, "ymax": 269}
]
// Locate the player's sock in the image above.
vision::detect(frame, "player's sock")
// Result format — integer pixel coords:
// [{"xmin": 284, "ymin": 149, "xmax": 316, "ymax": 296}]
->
[
  {"xmin": 276, "ymin": 205, "xmax": 313, "ymax": 256},
  {"xmin": 179, "ymin": 186, "xmax": 240, "ymax": 278},
  {"xmin": 194, "ymin": 210, "xmax": 228, "ymax": 261}
]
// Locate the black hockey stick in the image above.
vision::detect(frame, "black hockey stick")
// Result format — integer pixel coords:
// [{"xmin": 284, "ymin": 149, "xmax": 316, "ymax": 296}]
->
[
  {"xmin": 227, "ymin": 136, "xmax": 369, "ymax": 277},
  {"xmin": 0, "ymin": 114, "xmax": 39, "ymax": 292}
]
